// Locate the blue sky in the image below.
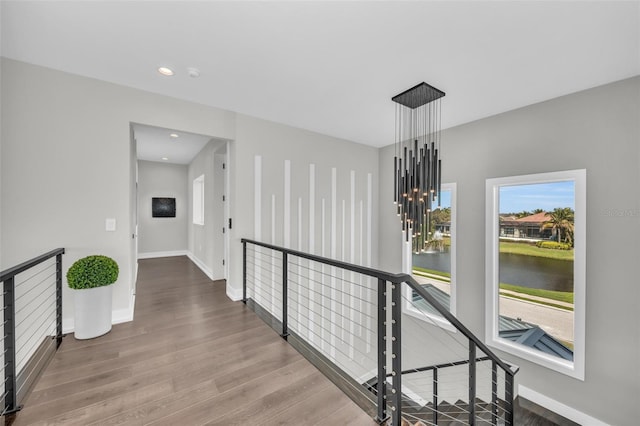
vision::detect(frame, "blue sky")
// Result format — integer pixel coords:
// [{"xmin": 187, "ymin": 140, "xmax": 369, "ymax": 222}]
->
[
  {"xmin": 433, "ymin": 189, "xmax": 451, "ymax": 209},
  {"xmin": 499, "ymin": 181, "xmax": 575, "ymax": 214}
]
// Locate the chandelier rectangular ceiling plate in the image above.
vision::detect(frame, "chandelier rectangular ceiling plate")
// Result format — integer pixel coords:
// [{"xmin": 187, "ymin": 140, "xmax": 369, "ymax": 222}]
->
[{"xmin": 392, "ymin": 82, "xmax": 445, "ymax": 109}]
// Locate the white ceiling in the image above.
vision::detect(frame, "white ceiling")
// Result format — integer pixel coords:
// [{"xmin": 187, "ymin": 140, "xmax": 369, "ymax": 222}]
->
[
  {"xmin": 132, "ymin": 123, "xmax": 216, "ymax": 165},
  {"xmin": 2, "ymin": 1, "xmax": 639, "ymax": 148}
]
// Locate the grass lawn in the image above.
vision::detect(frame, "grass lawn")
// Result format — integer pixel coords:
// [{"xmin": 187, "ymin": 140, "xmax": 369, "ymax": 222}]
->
[
  {"xmin": 499, "ymin": 240, "xmax": 574, "ymax": 261},
  {"xmin": 500, "ymin": 290, "xmax": 574, "ymax": 311},
  {"xmin": 499, "ymin": 282, "xmax": 573, "ymax": 304},
  {"xmin": 413, "ymin": 266, "xmax": 450, "ymax": 279}
]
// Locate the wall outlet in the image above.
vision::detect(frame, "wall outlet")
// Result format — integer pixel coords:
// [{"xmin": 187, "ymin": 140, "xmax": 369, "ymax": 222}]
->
[{"xmin": 106, "ymin": 218, "xmax": 116, "ymax": 231}]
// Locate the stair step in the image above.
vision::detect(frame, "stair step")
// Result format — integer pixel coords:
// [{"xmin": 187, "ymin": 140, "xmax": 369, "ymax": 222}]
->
[
  {"xmin": 399, "ymin": 397, "xmax": 511, "ymax": 426},
  {"xmin": 366, "ymin": 382, "xmax": 510, "ymax": 425}
]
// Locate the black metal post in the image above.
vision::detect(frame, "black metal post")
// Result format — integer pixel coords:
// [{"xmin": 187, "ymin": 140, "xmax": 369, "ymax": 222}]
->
[
  {"xmin": 375, "ymin": 279, "xmax": 388, "ymax": 424},
  {"xmin": 433, "ymin": 367, "xmax": 438, "ymax": 425},
  {"xmin": 492, "ymin": 360, "xmax": 498, "ymax": 425},
  {"xmin": 281, "ymin": 252, "xmax": 289, "ymax": 339},
  {"xmin": 55, "ymin": 253, "xmax": 63, "ymax": 348},
  {"xmin": 242, "ymin": 241, "xmax": 247, "ymax": 303},
  {"xmin": 506, "ymin": 372, "xmax": 514, "ymax": 426},
  {"xmin": 391, "ymin": 282, "xmax": 402, "ymax": 425},
  {"xmin": 3, "ymin": 277, "xmax": 20, "ymax": 414},
  {"xmin": 469, "ymin": 342, "xmax": 476, "ymax": 425}
]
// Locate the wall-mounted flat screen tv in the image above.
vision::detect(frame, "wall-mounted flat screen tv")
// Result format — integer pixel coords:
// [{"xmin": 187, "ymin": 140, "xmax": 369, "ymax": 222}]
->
[{"xmin": 152, "ymin": 197, "xmax": 176, "ymax": 218}]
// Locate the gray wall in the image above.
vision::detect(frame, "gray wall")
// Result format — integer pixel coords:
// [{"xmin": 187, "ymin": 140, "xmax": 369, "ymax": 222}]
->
[
  {"xmin": 379, "ymin": 76, "xmax": 640, "ymax": 425},
  {"xmin": 129, "ymin": 126, "xmax": 138, "ymax": 289},
  {"xmin": 0, "ymin": 58, "xmax": 235, "ymax": 327},
  {"xmin": 187, "ymin": 140, "xmax": 226, "ymax": 279},
  {"xmin": 137, "ymin": 160, "xmax": 188, "ymax": 255},
  {"xmin": 213, "ymin": 149, "xmax": 227, "ymax": 279},
  {"xmin": 0, "ymin": 57, "xmax": 376, "ymax": 322},
  {"xmin": 3, "ymin": 55, "xmax": 637, "ymax": 424}
]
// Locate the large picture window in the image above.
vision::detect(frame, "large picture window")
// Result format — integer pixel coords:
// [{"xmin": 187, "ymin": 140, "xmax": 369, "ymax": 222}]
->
[{"xmin": 485, "ymin": 170, "xmax": 585, "ymax": 379}]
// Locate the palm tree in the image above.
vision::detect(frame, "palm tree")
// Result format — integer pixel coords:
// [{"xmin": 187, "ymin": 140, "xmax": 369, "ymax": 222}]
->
[{"xmin": 541, "ymin": 208, "xmax": 575, "ymax": 244}]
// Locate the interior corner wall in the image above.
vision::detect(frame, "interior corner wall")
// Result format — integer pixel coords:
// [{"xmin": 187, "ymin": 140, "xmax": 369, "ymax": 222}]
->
[
  {"xmin": 227, "ymin": 114, "xmax": 379, "ymax": 301},
  {"xmin": 187, "ymin": 140, "xmax": 225, "ymax": 280},
  {"xmin": 213, "ymin": 149, "xmax": 226, "ymax": 279},
  {"xmin": 378, "ymin": 76, "xmax": 640, "ymax": 425},
  {"xmin": 0, "ymin": 58, "xmax": 236, "ymax": 329},
  {"xmin": 0, "ymin": 56, "xmax": 3, "ymax": 271},
  {"xmin": 137, "ymin": 160, "xmax": 188, "ymax": 256},
  {"xmin": 129, "ymin": 126, "xmax": 138, "ymax": 289}
]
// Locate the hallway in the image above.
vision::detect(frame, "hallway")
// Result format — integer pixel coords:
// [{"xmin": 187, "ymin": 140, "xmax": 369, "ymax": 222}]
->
[{"xmin": 11, "ymin": 256, "xmax": 375, "ymax": 425}]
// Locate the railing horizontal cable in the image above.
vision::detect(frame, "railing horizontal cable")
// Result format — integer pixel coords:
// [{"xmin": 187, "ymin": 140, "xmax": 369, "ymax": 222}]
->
[
  {"xmin": 400, "ymin": 294, "xmax": 471, "ymax": 367},
  {"xmin": 287, "ymin": 302, "xmax": 375, "ymax": 355},
  {"xmin": 287, "ymin": 275, "xmax": 377, "ymax": 322},
  {"xmin": 287, "ymin": 266, "xmax": 378, "ymax": 302},
  {"xmin": 15, "ymin": 271, "xmax": 57, "ymax": 303},
  {"xmin": 1, "ymin": 248, "xmax": 65, "ymax": 416},
  {"xmin": 15, "ymin": 286, "xmax": 56, "ymax": 323},
  {"xmin": 242, "ymin": 238, "xmax": 407, "ymax": 282},
  {"xmin": 242, "ymin": 239, "xmax": 516, "ymax": 426},
  {"xmin": 0, "ymin": 249, "xmax": 64, "ymax": 282},
  {"xmin": 14, "ymin": 262, "xmax": 55, "ymax": 288},
  {"xmin": 286, "ymin": 309, "xmax": 375, "ymax": 372},
  {"xmin": 405, "ymin": 276, "xmax": 516, "ymax": 376}
]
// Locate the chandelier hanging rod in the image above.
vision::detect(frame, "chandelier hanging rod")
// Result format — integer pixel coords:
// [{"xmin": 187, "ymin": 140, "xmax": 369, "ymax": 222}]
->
[{"xmin": 392, "ymin": 81, "xmax": 446, "ymax": 251}]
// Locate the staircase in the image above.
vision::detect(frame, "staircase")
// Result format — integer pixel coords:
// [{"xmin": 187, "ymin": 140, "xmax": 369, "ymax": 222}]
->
[
  {"xmin": 401, "ymin": 399, "xmax": 506, "ymax": 425},
  {"xmin": 241, "ymin": 238, "xmax": 518, "ymax": 426},
  {"xmin": 365, "ymin": 374, "xmax": 509, "ymax": 426}
]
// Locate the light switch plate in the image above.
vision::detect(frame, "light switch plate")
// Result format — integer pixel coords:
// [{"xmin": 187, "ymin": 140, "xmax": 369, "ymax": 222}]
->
[{"xmin": 105, "ymin": 218, "xmax": 116, "ymax": 232}]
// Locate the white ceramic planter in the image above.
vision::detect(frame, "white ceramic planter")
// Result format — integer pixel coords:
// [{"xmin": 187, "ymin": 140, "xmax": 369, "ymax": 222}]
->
[{"xmin": 73, "ymin": 285, "xmax": 113, "ymax": 339}]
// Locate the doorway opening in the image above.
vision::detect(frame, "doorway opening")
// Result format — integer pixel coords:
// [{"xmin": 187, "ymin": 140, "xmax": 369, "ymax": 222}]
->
[{"xmin": 130, "ymin": 123, "xmax": 231, "ymax": 294}]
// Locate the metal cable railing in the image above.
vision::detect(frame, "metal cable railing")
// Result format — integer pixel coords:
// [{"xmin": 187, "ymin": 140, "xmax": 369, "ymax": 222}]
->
[
  {"xmin": 241, "ymin": 239, "xmax": 517, "ymax": 425},
  {"xmin": 0, "ymin": 248, "xmax": 65, "ymax": 416},
  {"xmin": 395, "ymin": 285, "xmax": 511, "ymax": 425}
]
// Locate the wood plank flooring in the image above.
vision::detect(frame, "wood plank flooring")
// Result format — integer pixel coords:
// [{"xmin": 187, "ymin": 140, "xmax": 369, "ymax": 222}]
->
[{"xmin": 10, "ymin": 256, "xmax": 376, "ymax": 425}]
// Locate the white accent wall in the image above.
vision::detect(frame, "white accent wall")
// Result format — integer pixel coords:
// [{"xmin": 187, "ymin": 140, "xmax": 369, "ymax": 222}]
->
[{"xmin": 229, "ymin": 113, "xmax": 379, "ymax": 302}]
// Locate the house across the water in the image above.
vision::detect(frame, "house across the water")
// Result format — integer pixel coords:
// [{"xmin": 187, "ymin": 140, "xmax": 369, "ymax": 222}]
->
[{"xmin": 499, "ymin": 212, "xmax": 553, "ymax": 241}]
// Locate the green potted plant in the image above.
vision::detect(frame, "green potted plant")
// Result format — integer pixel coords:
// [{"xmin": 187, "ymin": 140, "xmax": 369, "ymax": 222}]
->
[{"xmin": 67, "ymin": 255, "xmax": 119, "ymax": 339}]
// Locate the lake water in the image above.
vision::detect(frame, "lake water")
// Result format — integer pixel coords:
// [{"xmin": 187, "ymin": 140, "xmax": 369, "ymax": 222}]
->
[{"xmin": 413, "ymin": 250, "xmax": 574, "ymax": 293}]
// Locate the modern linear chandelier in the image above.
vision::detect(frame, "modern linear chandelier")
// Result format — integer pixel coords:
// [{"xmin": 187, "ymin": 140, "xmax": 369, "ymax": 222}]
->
[{"xmin": 392, "ymin": 82, "xmax": 445, "ymax": 252}]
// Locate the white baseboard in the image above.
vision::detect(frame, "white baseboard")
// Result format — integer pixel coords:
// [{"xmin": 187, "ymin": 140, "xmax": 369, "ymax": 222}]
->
[
  {"xmin": 226, "ymin": 285, "xmax": 243, "ymax": 301},
  {"xmin": 519, "ymin": 385, "xmax": 609, "ymax": 426},
  {"xmin": 113, "ymin": 292, "xmax": 135, "ymax": 325},
  {"xmin": 63, "ymin": 319, "xmax": 74, "ymax": 335},
  {"xmin": 186, "ymin": 252, "xmax": 214, "ymax": 280},
  {"xmin": 138, "ymin": 250, "xmax": 188, "ymax": 259}
]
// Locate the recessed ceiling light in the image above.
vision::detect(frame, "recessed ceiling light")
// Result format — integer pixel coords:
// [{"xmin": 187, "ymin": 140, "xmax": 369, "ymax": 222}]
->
[
  {"xmin": 187, "ymin": 67, "xmax": 200, "ymax": 78},
  {"xmin": 170, "ymin": 133, "xmax": 179, "ymax": 138},
  {"xmin": 158, "ymin": 67, "xmax": 174, "ymax": 76},
  {"xmin": 162, "ymin": 157, "xmax": 169, "ymax": 161}
]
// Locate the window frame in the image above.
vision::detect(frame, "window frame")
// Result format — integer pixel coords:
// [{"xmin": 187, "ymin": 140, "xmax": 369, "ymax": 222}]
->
[
  {"xmin": 403, "ymin": 182, "xmax": 457, "ymax": 331},
  {"xmin": 193, "ymin": 174, "xmax": 205, "ymax": 226},
  {"xmin": 485, "ymin": 169, "xmax": 586, "ymax": 380}
]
